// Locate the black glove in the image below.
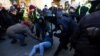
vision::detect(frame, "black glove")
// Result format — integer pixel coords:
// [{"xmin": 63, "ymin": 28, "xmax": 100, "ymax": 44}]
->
[
  {"xmin": 70, "ymin": 40, "xmax": 77, "ymax": 51},
  {"xmin": 54, "ymin": 33, "xmax": 61, "ymax": 38}
]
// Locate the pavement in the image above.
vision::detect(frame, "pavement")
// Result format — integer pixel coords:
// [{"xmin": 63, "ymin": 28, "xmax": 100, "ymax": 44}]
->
[
  {"xmin": 0, "ymin": 35, "xmax": 74, "ymax": 56},
  {"xmin": 0, "ymin": 23, "xmax": 75, "ymax": 56}
]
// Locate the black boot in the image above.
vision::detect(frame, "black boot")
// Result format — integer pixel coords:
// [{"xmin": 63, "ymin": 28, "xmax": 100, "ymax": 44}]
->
[
  {"xmin": 54, "ymin": 52, "xmax": 59, "ymax": 56},
  {"xmin": 20, "ymin": 43, "xmax": 27, "ymax": 46},
  {"xmin": 54, "ymin": 45, "xmax": 62, "ymax": 56},
  {"xmin": 64, "ymin": 46, "xmax": 68, "ymax": 50}
]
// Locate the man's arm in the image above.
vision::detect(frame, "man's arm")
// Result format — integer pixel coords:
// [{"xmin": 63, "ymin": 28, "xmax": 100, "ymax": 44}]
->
[{"xmin": 24, "ymin": 26, "xmax": 41, "ymax": 41}]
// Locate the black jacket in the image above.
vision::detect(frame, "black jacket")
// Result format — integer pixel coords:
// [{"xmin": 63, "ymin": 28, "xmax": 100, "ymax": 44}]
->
[
  {"xmin": 0, "ymin": 8, "xmax": 8, "ymax": 27},
  {"xmin": 71, "ymin": 11, "xmax": 100, "ymax": 56}
]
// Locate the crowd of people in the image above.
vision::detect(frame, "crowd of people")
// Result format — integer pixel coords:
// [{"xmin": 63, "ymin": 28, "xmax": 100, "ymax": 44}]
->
[{"xmin": 0, "ymin": 0, "xmax": 100, "ymax": 56}]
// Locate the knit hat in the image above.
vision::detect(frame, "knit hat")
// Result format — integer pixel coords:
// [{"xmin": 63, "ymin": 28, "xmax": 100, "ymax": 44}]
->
[{"xmin": 29, "ymin": 5, "xmax": 35, "ymax": 10}]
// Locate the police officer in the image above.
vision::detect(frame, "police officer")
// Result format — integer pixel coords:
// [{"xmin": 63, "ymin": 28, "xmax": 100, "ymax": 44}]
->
[
  {"xmin": 76, "ymin": 0, "xmax": 92, "ymax": 22},
  {"xmin": 49, "ymin": 2, "xmax": 57, "ymax": 17},
  {"xmin": 29, "ymin": 5, "xmax": 36, "ymax": 23},
  {"xmin": 42, "ymin": 5, "xmax": 49, "ymax": 17},
  {"xmin": 49, "ymin": 2, "xmax": 57, "ymax": 26},
  {"xmin": 63, "ymin": 1, "xmax": 70, "ymax": 14},
  {"xmin": 71, "ymin": 3, "xmax": 100, "ymax": 56},
  {"xmin": 54, "ymin": 14, "xmax": 77, "ymax": 56},
  {"xmin": 18, "ymin": 2, "xmax": 27, "ymax": 21},
  {"xmin": 53, "ymin": 5, "xmax": 64, "ymax": 31},
  {"xmin": 0, "ymin": 3, "xmax": 8, "ymax": 40},
  {"xmin": 9, "ymin": 7, "xmax": 20, "ymax": 25}
]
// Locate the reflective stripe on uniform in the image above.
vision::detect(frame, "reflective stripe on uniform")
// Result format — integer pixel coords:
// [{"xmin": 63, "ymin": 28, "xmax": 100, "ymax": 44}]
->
[{"xmin": 78, "ymin": 3, "xmax": 92, "ymax": 15}]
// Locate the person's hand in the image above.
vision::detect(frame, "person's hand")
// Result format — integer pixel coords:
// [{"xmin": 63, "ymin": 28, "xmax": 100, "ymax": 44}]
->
[
  {"xmin": 31, "ymin": 34, "xmax": 42, "ymax": 41},
  {"xmin": 0, "ymin": 25, "xmax": 1, "ymax": 28}
]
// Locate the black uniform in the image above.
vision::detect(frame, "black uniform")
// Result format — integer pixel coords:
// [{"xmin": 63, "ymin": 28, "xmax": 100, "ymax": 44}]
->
[
  {"xmin": 0, "ymin": 8, "xmax": 8, "ymax": 40},
  {"xmin": 71, "ymin": 11, "xmax": 100, "ymax": 56},
  {"xmin": 54, "ymin": 15, "xmax": 77, "ymax": 56},
  {"xmin": 49, "ymin": 6, "xmax": 57, "ymax": 25}
]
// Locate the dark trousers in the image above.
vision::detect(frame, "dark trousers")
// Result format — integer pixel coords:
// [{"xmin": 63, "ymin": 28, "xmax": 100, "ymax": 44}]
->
[
  {"xmin": 10, "ymin": 34, "xmax": 25, "ymax": 45},
  {"xmin": 0, "ymin": 27, "xmax": 6, "ymax": 39},
  {"xmin": 54, "ymin": 35, "xmax": 69, "ymax": 56},
  {"xmin": 35, "ymin": 23, "xmax": 46, "ymax": 40},
  {"xmin": 36, "ymin": 28, "xmax": 46, "ymax": 40},
  {"xmin": 74, "ymin": 43, "xmax": 100, "ymax": 56}
]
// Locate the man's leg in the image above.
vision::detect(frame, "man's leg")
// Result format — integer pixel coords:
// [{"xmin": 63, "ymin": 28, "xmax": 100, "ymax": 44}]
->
[
  {"xmin": 20, "ymin": 35, "xmax": 26, "ymax": 46},
  {"xmin": 41, "ymin": 30, "xmax": 46, "ymax": 40},
  {"xmin": 0, "ymin": 27, "xmax": 5, "ymax": 40},
  {"xmin": 35, "ymin": 23, "xmax": 40, "ymax": 38},
  {"xmin": 54, "ymin": 41, "xmax": 68, "ymax": 56},
  {"xmin": 39, "ymin": 42, "xmax": 51, "ymax": 56},
  {"xmin": 39, "ymin": 43, "xmax": 44, "ymax": 56},
  {"xmin": 31, "ymin": 25, "xmax": 34, "ymax": 33},
  {"xmin": 74, "ymin": 49, "xmax": 81, "ymax": 56},
  {"xmin": 29, "ymin": 45, "xmax": 39, "ymax": 56},
  {"xmin": 9, "ymin": 35, "xmax": 17, "ymax": 44},
  {"xmin": 15, "ymin": 34, "xmax": 26, "ymax": 46},
  {"xmin": 11, "ymin": 38, "xmax": 17, "ymax": 44},
  {"xmin": 54, "ymin": 42, "xmax": 64, "ymax": 56}
]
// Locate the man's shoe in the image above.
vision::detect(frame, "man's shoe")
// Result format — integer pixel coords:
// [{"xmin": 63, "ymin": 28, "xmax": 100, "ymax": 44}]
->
[
  {"xmin": 11, "ymin": 39, "xmax": 17, "ymax": 44},
  {"xmin": 20, "ymin": 43, "xmax": 27, "ymax": 46},
  {"xmin": 53, "ymin": 53, "xmax": 58, "ymax": 56},
  {"xmin": 64, "ymin": 46, "xmax": 68, "ymax": 50}
]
